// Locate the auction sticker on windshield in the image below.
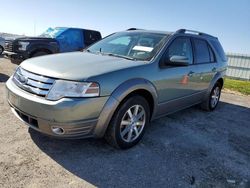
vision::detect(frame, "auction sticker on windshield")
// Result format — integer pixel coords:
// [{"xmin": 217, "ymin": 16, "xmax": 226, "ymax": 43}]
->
[{"xmin": 132, "ymin": 46, "xmax": 153, "ymax": 52}]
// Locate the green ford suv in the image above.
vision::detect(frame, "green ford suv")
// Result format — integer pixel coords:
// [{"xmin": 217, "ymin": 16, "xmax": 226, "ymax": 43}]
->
[{"xmin": 6, "ymin": 29, "xmax": 227, "ymax": 149}]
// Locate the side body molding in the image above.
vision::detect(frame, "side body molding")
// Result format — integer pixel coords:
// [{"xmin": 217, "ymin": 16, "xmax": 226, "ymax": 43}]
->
[{"xmin": 93, "ymin": 78, "xmax": 158, "ymax": 137}]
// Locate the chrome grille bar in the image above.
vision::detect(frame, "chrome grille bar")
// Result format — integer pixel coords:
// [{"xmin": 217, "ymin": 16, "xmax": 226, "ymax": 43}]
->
[
  {"xmin": 19, "ymin": 68, "xmax": 55, "ymax": 84},
  {"xmin": 13, "ymin": 67, "xmax": 55, "ymax": 97},
  {"xmin": 26, "ymin": 79, "xmax": 52, "ymax": 90},
  {"xmin": 5, "ymin": 40, "xmax": 14, "ymax": 52}
]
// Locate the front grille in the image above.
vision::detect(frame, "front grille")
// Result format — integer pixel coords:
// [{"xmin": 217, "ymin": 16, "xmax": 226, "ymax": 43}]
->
[
  {"xmin": 5, "ymin": 40, "xmax": 14, "ymax": 52},
  {"xmin": 13, "ymin": 67, "xmax": 55, "ymax": 97}
]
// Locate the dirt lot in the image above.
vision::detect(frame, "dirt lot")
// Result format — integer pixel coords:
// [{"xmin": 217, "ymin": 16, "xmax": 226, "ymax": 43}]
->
[{"xmin": 0, "ymin": 56, "xmax": 250, "ymax": 188}]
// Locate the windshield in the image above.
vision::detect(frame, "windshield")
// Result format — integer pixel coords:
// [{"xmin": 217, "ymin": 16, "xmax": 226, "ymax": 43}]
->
[
  {"xmin": 39, "ymin": 28, "xmax": 67, "ymax": 38},
  {"xmin": 86, "ymin": 32, "xmax": 168, "ymax": 61}
]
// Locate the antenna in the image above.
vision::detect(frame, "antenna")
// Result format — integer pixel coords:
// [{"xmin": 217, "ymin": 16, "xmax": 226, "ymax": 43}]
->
[
  {"xmin": 127, "ymin": 28, "xmax": 143, "ymax": 31},
  {"xmin": 34, "ymin": 20, "xmax": 36, "ymax": 36}
]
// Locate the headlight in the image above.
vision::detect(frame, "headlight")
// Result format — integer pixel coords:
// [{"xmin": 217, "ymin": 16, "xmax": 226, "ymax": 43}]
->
[
  {"xmin": 18, "ymin": 41, "xmax": 30, "ymax": 51},
  {"xmin": 46, "ymin": 80, "xmax": 100, "ymax": 101}
]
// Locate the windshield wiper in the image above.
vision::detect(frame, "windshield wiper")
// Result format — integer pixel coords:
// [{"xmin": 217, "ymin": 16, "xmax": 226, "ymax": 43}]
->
[
  {"xmin": 85, "ymin": 50, "xmax": 136, "ymax": 60},
  {"xmin": 85, "ymin": 49, "xmax": 100, "ymax": 55},
  {"xmin": 101, "ymin": 52, "xmax": 136, "ymax": 61}
]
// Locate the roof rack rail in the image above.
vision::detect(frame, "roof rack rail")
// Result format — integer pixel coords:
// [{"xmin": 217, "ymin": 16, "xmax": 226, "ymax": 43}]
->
[
  {"xmin": 175, "ymin": 29, "xmax": 215, "ymax": 38},
  {"xmin": 127, "ymin": 28, "xmax": 143, "ymax": 31}
]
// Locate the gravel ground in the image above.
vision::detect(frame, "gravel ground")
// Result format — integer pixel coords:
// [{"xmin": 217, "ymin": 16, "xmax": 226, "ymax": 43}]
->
[{"xmin": 0, "ymin": 56, "xmax": 250, "ymax": 188}]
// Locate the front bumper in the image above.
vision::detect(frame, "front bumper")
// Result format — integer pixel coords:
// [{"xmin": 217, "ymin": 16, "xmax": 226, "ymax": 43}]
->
[
  {"xmin": 4, "ymin": 50, "xmax": 27, "ymax": 60},
  {"xmin": 6, "ymin": 77, "xmax": 109, "ymax": 138}
]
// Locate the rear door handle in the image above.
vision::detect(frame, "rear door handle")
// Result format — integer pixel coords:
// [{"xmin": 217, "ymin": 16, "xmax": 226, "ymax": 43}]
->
[{"xmin": 188, "ymin": 71, "xmax": 195, "ymax": 77}]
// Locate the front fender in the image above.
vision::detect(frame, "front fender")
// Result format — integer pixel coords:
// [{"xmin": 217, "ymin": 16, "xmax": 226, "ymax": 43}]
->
[{"xmin": 93, "ymin": 78, "xmax": 158, "ymax": 138}]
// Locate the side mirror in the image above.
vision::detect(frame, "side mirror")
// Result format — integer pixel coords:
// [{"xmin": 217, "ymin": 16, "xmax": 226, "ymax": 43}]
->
[{"xmin": 165, "ymin": 55, "xmax": 189, "ymax": 66}]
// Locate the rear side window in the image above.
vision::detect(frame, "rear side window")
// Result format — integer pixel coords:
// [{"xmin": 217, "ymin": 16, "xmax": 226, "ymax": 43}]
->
[
  {"xmin": 84, "ymin": 30, "xmax": 102, "ymax": 46},
  {"xmin": 210, "ymin": 40, "xmax": 227, "ymax": 62},
  {"xmin": 193, "ymin": 39, "xmax": 210, "ymax": 64}
]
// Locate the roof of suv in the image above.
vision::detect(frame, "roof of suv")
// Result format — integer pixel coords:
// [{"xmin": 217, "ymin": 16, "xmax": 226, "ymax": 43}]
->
[
  {"xmin": 125, "ymin": 29, "xmax": 173, "ymax": 35},
  {"xmin": 125, "ymin": 28, "xmax": 217, "ymax": 39}
]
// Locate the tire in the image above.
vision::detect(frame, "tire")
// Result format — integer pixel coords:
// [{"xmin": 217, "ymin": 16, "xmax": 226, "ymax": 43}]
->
[
  {"xmin": 32, "ymin": 51, "xmax": 48, "ymax": 58},
  {"xmin": 0, "ymin": 46, "xmax": 3, "ymax": 55},
  {"xmin": 10, "ymin": 58, "xmax": 23, "ymax": 65},
  {"xmin": 105, "ymin": 95, "xmax": 150, "ymax": 149},
  {"xmin": 201, "ymin": 82, "xmax": 222, "ymax": 111}
]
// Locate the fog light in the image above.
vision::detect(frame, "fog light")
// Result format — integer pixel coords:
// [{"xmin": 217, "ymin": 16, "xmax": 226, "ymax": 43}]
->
[{"xmin": 51, "ymin": 127, "xmax": 65, "ymax": 135}]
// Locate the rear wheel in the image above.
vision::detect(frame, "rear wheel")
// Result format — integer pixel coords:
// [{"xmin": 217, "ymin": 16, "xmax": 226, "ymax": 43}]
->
[
  {"xmin": 201, "ymin": 82, "xmax": 222, "ymax": 111},
  {"xmin": 105, "ymin": 96, "xmax": 150, "ymax": 149}
]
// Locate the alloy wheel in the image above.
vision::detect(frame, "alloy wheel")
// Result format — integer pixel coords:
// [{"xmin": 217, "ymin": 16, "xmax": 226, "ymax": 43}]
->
[
  {"xmin": 120, "ymin": 104, "xmax": 146, "ymax": 143},
  {"xmin": 210, "ymin": 86, "xmax": 220, "ymax": 108}
]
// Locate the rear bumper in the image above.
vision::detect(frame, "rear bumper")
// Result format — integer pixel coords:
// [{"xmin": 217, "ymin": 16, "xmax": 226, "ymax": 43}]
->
[{"xmin": 6, "ymin": 77, "xmax": 110, "ymax": 138}]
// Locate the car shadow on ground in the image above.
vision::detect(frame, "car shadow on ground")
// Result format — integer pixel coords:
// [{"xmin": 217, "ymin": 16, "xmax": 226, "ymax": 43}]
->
[
  {"xmin": 29, "ymin": 102, "xmax": 250, "ymax": 188},
  {"xmin": 0, "ymin": 73, "xmax": 9, "ymax": 82}
]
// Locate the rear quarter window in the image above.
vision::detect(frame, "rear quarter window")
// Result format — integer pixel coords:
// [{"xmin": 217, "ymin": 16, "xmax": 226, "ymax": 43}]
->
[
  {"xmin": 84, "ymin": 30, "xmax": 102, "ymax": 46},
  {"xmin": 210, "ymin": 39, "xmax": 227, "ymax": 62}
]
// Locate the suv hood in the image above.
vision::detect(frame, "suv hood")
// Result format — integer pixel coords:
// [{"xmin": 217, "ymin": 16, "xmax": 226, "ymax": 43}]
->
[
  {"xmin": 16, "ymin": 37, "xmax": 56, "ymax": 42},
  {"xmin": 20, "ymin": 52, "xmax": 145, "ymax": 80}
]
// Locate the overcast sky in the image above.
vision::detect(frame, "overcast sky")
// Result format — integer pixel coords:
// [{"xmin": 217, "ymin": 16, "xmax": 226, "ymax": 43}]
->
[{"xmin": 0, "ymin": 0, "xmax": 249, "ymax": 54}]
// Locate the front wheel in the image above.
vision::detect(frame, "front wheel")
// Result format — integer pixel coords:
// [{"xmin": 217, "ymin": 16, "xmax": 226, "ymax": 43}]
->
[
  {"xmin": 201, "ymin": 83, "xmax": 222, "ymax": 111},
  {"xmin": 0, "ymin": 46, "xmax": 3, "ymax": 55},
  {"xmin": 105, "ymin": 96, "xmax": 150, "ymax": 149}
]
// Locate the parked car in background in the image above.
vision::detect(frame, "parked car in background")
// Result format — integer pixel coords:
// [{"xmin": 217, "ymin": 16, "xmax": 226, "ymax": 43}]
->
[
  {"xmin": 4, "ymin": 27, "xmax": 102, "ymax": 63},
  {"xmin": 6, "ymin": 29, "xmax": 227, "ymax": 149},
  {"xmin": 0, "ymin": 37, "xmax": 5, "ymax": 55}
]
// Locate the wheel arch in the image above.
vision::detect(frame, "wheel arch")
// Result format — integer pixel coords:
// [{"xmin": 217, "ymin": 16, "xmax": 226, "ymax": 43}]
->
[
  {"xmin": 217, "ymin": 77, "xmax": 224, "ymax": 88},
  {"xmin": 93, "ymin": 78, "xmax": 158, "ymax": 138},
  {"xmin": 203, "ymin": 72, "xmax": 224, "ymax": 102},
  {"xmin": 119, "ymin": 89, "xmax": 155, "ymax": 119},
  {"xmin": 210, "ymin": 73, "xmax": 224, "ymax": 91},
  {"xmin": 30, "ymin": 48, "xmax": 52, "ymax": 57}
]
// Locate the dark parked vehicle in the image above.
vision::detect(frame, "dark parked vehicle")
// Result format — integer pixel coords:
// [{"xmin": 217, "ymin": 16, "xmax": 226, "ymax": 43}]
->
[
  {"xmin": 6, "ymin": 29, "xmax": 227, "ymax": 149},
  {"xmin": 4, "ymin": 27, "xmax": 101, "ymax": 62},
  {"xmin": 0, "ymin": 37, "xmax": 4, "ymax": 55}
]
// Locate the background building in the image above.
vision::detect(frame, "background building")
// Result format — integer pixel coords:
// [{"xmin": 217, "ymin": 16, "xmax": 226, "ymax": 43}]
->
[{"xmin": 226, "ymin": 53, "xmax": 250, "ymax": 80}]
